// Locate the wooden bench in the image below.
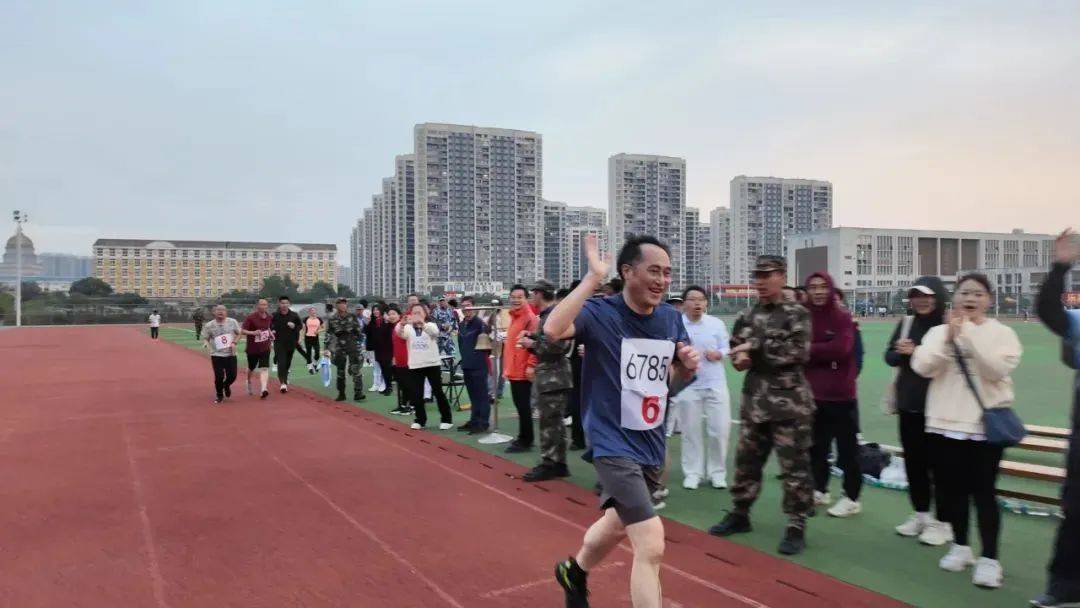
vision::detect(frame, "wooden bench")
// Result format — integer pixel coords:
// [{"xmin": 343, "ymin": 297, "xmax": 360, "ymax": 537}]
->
[
  {"xmin": 1026, "ymin": 425, "xmax": 1071, "ymax": 439},
  {"xmin": 1018, "ymin": 436, "xmax": 1069, "ymax": 454}
]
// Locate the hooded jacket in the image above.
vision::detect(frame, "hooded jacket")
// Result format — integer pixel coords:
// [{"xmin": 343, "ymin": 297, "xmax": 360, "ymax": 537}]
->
[
  {"xmin": 884, "ymin": 276, "xmax": 948, "ymax": 413},
  {"xmin": 805, "ymin": 271, "xmax": 857, "ymax": 402}
]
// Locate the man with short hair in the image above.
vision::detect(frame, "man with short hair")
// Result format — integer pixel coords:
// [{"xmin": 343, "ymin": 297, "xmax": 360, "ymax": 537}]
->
[
  {"xmin": 521, "ymin": 280, "xmax": 573, "ymax": 482},
  {"xmin": 709, "ymin": 255, "xmax": 815, "ymax": 556},
  {"xmin": 201, "ymin": 304, "xmax": 241, "ymax": 404},
  {"xmin": 504, "ymin": 285, "xmax": 538, "ymax": 453},
  {"xmin": 546, "ymin": 234, "xmax": 698, "ymax": 608},
  {"xmin": 271, "ymin": 295, "xmax": 303, "ymax": 393},
  {"xmin": 240, "ymin": 298, "xmax": 274, "ymax": 399},
  {"xmin": 433, "ymin": 296, "xmax": 458, "ymax": 358},
  {"xmin": 672, "ymin": 285, "xmax": 732, "ymax": 490},
  {"xmin": 457, "ymin": 296, "xmax": 492, "ymax": 434},
  {"xmin": 325, "ymin": 297, "xmax": 366, "ymax": 402}
]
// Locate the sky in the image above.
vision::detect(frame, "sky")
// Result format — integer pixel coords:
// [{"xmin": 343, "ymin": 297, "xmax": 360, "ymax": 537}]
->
[{"xmin": 3, "ymin": 1, "xmax": 1079, "ymax": 257}]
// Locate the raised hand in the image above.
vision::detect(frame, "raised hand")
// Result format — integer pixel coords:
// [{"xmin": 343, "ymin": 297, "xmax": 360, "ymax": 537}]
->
[
  {"xmin": 1054, "ymin": 229, "xmax": 1080, "ymax": 265},
  {"xmin": 584, "ymin": 233, "xmax": 610, "ymax": 279}
]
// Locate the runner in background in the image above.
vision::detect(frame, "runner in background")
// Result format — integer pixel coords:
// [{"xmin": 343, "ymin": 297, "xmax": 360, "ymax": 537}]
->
[
  {"xmin": 192, "ymin": 306, "xmax": 206, "ymax": 339},
  {"xmin": 301, "ymin": 306, "xmax": 322, "ymax": 374},
  {"xmin": 240, "ymin": 298, "xmax": 274, "ymax": 399},
  {"xmin": 201, "ymin": 304, "xmax": 241, "ymax": 404},
  {"xmin": 271, "ymin": 296, "xmax": 303, "ymax": 394},
  {"xmin": 546, "ymin": 234, "xmax": 698, "ymax": 608},
  {"xmin": 148, "ymin": 309, "xmax": 161, "ymax": 340}
]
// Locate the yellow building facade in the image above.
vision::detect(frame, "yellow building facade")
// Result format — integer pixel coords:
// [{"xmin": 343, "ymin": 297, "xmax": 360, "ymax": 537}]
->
[{"xmin": 92, "ymin": 239, "xmax": 336, "ymax": 299}]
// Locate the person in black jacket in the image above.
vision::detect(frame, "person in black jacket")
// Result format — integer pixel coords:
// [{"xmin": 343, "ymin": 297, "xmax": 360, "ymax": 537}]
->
[
  {"xmin": 364, "ymin": 305, "xmax": 395, "ymax": 396},
  {"xmin": 885, "ymin": 276, "xmax": 952, "ymax": 546},
  {"xmin": 270, "ymin": 295, "xmax": 303, "ymax": 393},
  {"xmin": 1032, "ymin": 229, "xmax": 1080, "ymax": 608}
]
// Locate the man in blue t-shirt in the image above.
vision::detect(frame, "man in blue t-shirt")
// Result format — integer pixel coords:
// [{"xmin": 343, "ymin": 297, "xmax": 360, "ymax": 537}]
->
[
  {"xmin": 544, "ymin": 233, "xmax": 698, "ymax": 608},
  {"xmin": 1033, "ymin": 229, "xmax": 1080, "ymax": 608}
]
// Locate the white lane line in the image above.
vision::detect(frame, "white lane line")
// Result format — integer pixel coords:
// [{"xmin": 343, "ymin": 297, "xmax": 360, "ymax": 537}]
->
[
  {"xmin": 479, "ymin": 561, "xmax": 626, "ymax": 599},
  {"xmin": 122, "ymin": 422, "xmax": 170, "ymax": 608}
]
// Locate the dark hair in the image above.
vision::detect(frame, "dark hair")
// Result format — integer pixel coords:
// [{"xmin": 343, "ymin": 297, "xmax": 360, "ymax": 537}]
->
[
  {"xmin": 956, "ymin": 273, "xmax": 993, "ymax": 294},
  {"xmin": 153, "ymin": 309, "xmax": 158, "ymax": 313},
  {"xmin": 359, "ymin": 299, "xmax": 369, "ymax": 307},
  {"xmin": 608, "ymin": 277, "xmax": 624, "ymax": 293},
  {"xmin": 278, "ymin": 295, "xmax": 290, "ymax": 302},
  {"xmin": 682, "ymin": 285, "xmax": 707, "ymax": 300},
  {"xmin": 555, "ymin": 288, "xmax": 570, "ymax": 300},
  {"xmin": 509, "ymin": 284, "xmax": 528, "ymax": 297},
  {"xmin": 448, "ymin": 298, "xmax": 458, "ymax": 308},
  {"xmin": 385, "ymin": 303, "xmax": 401, "ymax": 314},
  {"xmin": 836, "ymin": 290, "xmax": 846, "ymax": 302},
  {"xmin": 461, "ymin": 296, "xmax": 474, "ymax": 305},
  {"xmin": 782, "ymin": 285, "xmax": 795, "ymax": 292},
  {"xmin": 410, "ymin": 303, "xmax": 427, "ymax": 315},
  {"xmin": 616, "ymin": 235, "xmax": 671, "ymax": 280}
]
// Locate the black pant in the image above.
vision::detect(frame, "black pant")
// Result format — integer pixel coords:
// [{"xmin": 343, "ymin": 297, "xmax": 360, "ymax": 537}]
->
[
  {"xmin": 274, "ymin": 341, "xmax": 297, "ymax": 384},
  {"xmin": 394, "ymin": 367, "xmax": 412, "ymax": 410},
  {"xmin": 568, "ymin": 355, "xmax": 585, "ymax": 447},
  {"xmin": 932, "ymin": 435, "xmax": 1003, "ymax": 559},
  {"xmin": 810, "ymin": 400, "xmax": 862, "ymax": 501},
  {"xmin": 510, "ymin": 380, "xmax": 534, "ymax": 447},
  {"xmin": 211, "ymin": 356, "xmax": 238, "ymax": 399},
  {"xmin": 299, "ymin": 336, "xmax": 318, "ymax": 365},
  {"xmin": 1047, "ymin": 403, "xmax": 1080, "ymax": 597},
  {"xmin": 898, "ymin": 411, "xmax": 938, "ymax": 516},
  {"xmin": 408, "ymin": 366, "xmax": 452, "ymax": 427},
  {"xmin": 150, "ymin": 327, "xmax": 159, "ymax": 339},
  {"xmin": 377, "ymin": 357, "xmax": 394, "ymax": 392}
]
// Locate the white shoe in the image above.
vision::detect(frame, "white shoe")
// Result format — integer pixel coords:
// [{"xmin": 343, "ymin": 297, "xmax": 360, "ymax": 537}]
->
[
  {"xmin": 410, "ymin": 423, "xmax": 422, "ymax": 430},
  {"xmin": 652, "ymin": 498, "xmax": 667, "ymax": 511},
  {"xmin": 438, "ymin": 422, "xmax": 454, "ymax": 430},
  {"xmin": 652, "ymin": 487, "xmax": 670, "ymax": 500},
  {"xmin": 895, "ymin": 513, "xmax": 926, "ymax": 537},
  {"xmin": 939, "ymin": 544, "xmax": 976, "ymax": 572},
  {"xmin": 919, "ymin": 520, "xmax": 954, "ymax": 546},
  {"xmin": 564, "ymin": 416, "xmax": 572, "ymax": 426},
  {"xmin": 710, "ymin": 477, "xmax": 728, "ymax": 490},
  {"xmin": 280, "ymin": 384, "xmax": 288, "ymax": 394},
  {"xmin": 972, "ymin": 557, "xmax": 1003, "ymax": 588},
  {"xmin": 271, "ymin": 365, "xmax": 277, "ymax": 373},
  {"xmin": 683, "ymin": 476, "xmax": 701, "ymax": 490},
  {"xmin": 827, "ymin": 497, "xmax": 862, "ymax": 518},
  {"xmin": 813, "ymin": 491, "xmax": 832, "ymax": 506}
]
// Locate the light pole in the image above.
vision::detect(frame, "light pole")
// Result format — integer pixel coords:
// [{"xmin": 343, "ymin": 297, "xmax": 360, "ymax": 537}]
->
[{"xmin": 12, "ymin": 210, "xmax": 28, "ymax": 327}]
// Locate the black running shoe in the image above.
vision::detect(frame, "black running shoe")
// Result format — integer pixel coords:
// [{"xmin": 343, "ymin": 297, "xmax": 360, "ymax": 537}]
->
[
  {"xmin": 555, "ymin": 557, "xmax": 589, "ymax": 608},
  {"xmin": 467, "ymin": 426, "xmax": 490, "ymax": 435},
  {"xmin": 778, "ymin": 526, "xmax": 806, "ymax": 555},
  {"xmin": 1031, "ymin": 592, "xmax": 1080, "ymax": 607},
  {"xmin": 708, "ymin": 511, "xmax": 752, "ymax": 537},
  {"xmin": 523, "ymin": 463, "xmax": 570, "ymax": 482},
  {"xmin": 223, "ymin": 386, "xmax": 232, "ymax": 398},
  {"xmin": 260, "ymin": 390, "xmax": 269, "ymax": 400}
]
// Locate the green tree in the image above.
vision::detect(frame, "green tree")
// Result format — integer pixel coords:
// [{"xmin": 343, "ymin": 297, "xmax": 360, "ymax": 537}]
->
[
  {"xmin": 336, "ymin": 283, "xmax": 356, "ymax": 298},
  {"xmin": 218, "ymin": 289, "xmax": 260, "ymax": 303},
  {"xmin": 70, "ymin": 277, "xmax": 114, "ymax": 297},
  {"xmin": 259, "ymin": 274, "xmax": 300, "ymax": 300},
  {"xmin": 112, "ymin": 292, "xmax": 148, "ymax": 308},
  {"xmin": 302, "ymin": 280, "xmax": 338, "ymax": 303},
  {"xmin": 20, "ymin": 281, "xmax": 43, "ymax": 301}
]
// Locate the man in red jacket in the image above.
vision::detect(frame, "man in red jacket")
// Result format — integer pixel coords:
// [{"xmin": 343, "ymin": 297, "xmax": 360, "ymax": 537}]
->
[
  {"xmin": 804, "ymin": 272, "xmax": 861, "ymax": 518},
  {"xmin": 503, "ymin": 284, "xmax": 538, "ymax": 453}
]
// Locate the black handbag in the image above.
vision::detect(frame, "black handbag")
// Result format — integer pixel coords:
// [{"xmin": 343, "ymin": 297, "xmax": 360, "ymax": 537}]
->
[{"xmin": 952, "ymin": 341, "xmax": 1026, "ymax": 447}]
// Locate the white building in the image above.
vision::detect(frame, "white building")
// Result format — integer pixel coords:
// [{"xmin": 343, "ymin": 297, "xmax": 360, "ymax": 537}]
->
[
  {"xmin": 786, "ymin": 227, "xmax": 1063, "ymax": 300},
  {"xmin": 414, "ymin": 123, "xmax": 542, "ymax": 293},
  {"xmin": 729, "ymin": 176, "xmax": 832, "ymax": 284},
  {"xmin": 683, "ymin": 207, "xmax": 711, "ymax": 288},
  {"xmin": 710, "ymin": 207, "xmax": 732, "ymax": 285},
  {"xmin": 542, "ymin": 200, "xmax": 606, "ymax": 286},
  {"xmin": 608, "ymin": 154, "xmax": 686, "ymax": 285},
  {"xmin": 567, "ymin": 225, "xmax": 609, "ymax": 285}
]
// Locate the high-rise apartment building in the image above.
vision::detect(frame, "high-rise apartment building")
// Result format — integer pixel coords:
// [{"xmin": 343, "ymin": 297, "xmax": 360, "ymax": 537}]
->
[
  {"xmin": 608, "ymin": 154, "xmax": 686, "ymax": 286},
  {"xmin": 683, "ymin": 207, "xmax": 711, "ymax": 288},
  {"xmin": 729, "ymin": 176, "xmax": 832, "ymax": 284},
  {"xmin": 393, "ymin": 154, "xmax": 417, "ymax": 296},
  {"xmin": 92, "ymin": 239, "xmax": 336, "ymax": 299},
  {"xmin": 414, "ymin": 123, "xmax": 542, "ymax": 293},
  {"xmin": 542, "ymin": 199, "xmax": 606, "ymax": 286},
  {"xmin": 709, "ymin": 207, "xmax": 732, "ymax": 286}
]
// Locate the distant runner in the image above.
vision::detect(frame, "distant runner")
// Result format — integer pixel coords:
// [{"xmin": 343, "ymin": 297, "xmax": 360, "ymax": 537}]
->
[
  {"xmin": 148, "ymin": 309, "xmax": 161, "ymax": 340},
  {"xmin": 271, "ymin": 296, "xmax": 303, "ymax": 394}
]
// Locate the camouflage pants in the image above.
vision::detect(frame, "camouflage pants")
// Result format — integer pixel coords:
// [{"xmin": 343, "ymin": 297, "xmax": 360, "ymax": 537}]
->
[
  {"xmin": 332, "ymin": 347, "xmax": 364, "ymax": 397},
  {"xmin": 534, "ymin": 387, "xmax": 569, "ymax": 466},
  {"xmin": 730, "ymin": 414, "xmax": 814, "ymax": 528}
]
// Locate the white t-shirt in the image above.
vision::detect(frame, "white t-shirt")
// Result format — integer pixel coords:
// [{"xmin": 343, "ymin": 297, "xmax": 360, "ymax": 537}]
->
[
  {"xmin": 399, "ymin": 322, "xmax": 441, "ymax": 369},
  {"xmin": 682, "ymin": 313, "xmax": 730, "ymax": 391},
  {"xmin": 148, "ymin": 314, "xmax": 161, "ymax": 328}
]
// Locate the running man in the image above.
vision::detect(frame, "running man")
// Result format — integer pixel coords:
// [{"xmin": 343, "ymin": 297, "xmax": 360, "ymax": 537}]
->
[
  {"xmin": 240, "ymin": 298, "xmax": 274, "ymax": 399},
  {"xmin": 545, "ymin": 234, "xmax": 699, "ymax": 608},
  {"xmin": 271, "ymin": 295, "xmax": 303, "ymax": 393},
  {"xmin": 201, "ymin": 304, "xmax": 241, "ymax": 404},
  {"xmin": 148, "ymin": 309, "xmax": 161, "ymax": 340}
]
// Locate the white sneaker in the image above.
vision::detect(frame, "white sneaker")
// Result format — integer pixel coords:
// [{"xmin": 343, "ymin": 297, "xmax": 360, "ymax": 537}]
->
[
  {"xmin": 972, "ymin": 557, "xmax": 1003, "ymax": 588},
  {"xmin": 683, "ymin": 476, "xmax": 701, "ymax": 490},
  {"xmin": 813, "ymin": 491, "xmax": 832, "ymax": 506},
  {"xmin": 939, "ymin": 544, "xmax": 976, "ymax": 572},
  {"xmin": 919, "ymin": 520, "xmax": 954, "ymax": 546},
  {"xmin": 652, "ymin": 487, "xmax": 670, "ymax": 500},
  {"xmin": 279, "ymin": 384, "xmax": 288, "ymax": 394},
  {"xmin": 895, "ymin": 513, "xmax": 926, "ymax": 537},
  {"xmin": 827, "ymin": 497, "xmax": 862, "ymax": 518},
  {"xmin": 438, "ymin": 422, "xmax": 454, "ymax": 430},
  {"xmin": 652, "ymin": 498, "xmax": 667, "ymax": 511},
  {"xmin": 410, "ymin": 423, "xmax": 422, "ymax": 430},
  {"xmin": 711, "ymin": 477, "xmax": 728, "ymax": 490}
]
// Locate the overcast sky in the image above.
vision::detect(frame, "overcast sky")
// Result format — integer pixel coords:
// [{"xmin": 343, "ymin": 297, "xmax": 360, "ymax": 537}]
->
[{"xmin": 3, "ymin": 1, "xmax": 1079, "ymax": 257}]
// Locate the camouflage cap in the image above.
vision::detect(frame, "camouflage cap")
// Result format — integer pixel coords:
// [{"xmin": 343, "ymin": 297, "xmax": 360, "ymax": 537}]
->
[
  {"xmin": 531, "ymin": 279, "xmax": 556, "ymax": 295},
  {"xmin": 753, "ymin": 255, "xmax": 787, "ymax": 274}
]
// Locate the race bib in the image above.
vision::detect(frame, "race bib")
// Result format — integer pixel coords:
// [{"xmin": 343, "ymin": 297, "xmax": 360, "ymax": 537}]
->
[
  {"xmin": 214, "ymin": 333, "xmax": 235, "ymax": 349},
  {"xmin": 253, "ymin": 329, "xmax": 271, "ymax": 343},
  {"xmin": 619, "ymin": 338, "xmax": 675, "ymax": 430}
]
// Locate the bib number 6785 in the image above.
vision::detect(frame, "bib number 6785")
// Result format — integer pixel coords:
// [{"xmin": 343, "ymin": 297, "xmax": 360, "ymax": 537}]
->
[{"xmin": 641, "ymin": 396, "xmax": 661, "ymax": 425}]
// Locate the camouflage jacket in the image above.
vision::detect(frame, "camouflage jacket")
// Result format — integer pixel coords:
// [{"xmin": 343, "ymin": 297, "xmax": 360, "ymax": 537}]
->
[
  {"xmin": 325, "ymin": 312, "xmax": 363, "ymax": 353},
  {"xmin": 529, "ymin": 307, "xmax": 572, "ymax": 393},
  {"xmin": 730, "ymin": 299, "xmax": 815, "ymax": 423}
]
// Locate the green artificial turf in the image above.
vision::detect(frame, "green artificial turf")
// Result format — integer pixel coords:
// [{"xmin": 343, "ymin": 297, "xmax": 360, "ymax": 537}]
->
[{"xmin": 160, "ymin": 320, "xmax": 1075, "ymax": 608}]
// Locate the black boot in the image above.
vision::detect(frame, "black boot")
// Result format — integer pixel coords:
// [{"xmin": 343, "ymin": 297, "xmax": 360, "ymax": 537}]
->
[
  {"xmin": 708, "ymin": 511, "xmax": 752, "ymax": 537},
  {"xmin": 778, "ymin": 526, "xmax": 806, "ymax": 555},
  {"xmin": 523, "ymin": 462, "xmax": 570, "ymax": 482},
  {"xmin": 335, "ymin": 391, "xmax": 346, "ymax": 402},
  {"xmin": 354, "ymin": 392, "xmax": 366, "ymax": 401}
]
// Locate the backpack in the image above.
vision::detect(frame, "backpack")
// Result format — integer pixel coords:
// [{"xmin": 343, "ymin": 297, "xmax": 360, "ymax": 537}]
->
[{"xmin": 857, "ymin": 442, "xmax": 892, "ymax": 478}]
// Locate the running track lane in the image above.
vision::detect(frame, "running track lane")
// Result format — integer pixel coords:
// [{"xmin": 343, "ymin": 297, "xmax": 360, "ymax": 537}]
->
[{"xmin": 0, "ymin": 326, "xmax": 908, "ymax": 607}]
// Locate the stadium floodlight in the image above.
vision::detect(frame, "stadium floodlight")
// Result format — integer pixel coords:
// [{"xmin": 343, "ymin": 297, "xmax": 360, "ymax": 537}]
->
[{"xmin": 12, "ymin": 210, "xmax": 28, "ymax": 327}]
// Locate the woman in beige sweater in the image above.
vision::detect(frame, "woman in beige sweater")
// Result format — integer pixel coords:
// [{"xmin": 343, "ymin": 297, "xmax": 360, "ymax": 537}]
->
[{"xmin": 911, "ymin": 273, "xmax": 1022, "ymax": 590}]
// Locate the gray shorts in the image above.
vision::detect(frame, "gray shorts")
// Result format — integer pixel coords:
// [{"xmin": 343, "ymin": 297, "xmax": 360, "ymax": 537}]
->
[{"xmin": 594, "ymin": 456, "xmax": 663, "ymax": 526}]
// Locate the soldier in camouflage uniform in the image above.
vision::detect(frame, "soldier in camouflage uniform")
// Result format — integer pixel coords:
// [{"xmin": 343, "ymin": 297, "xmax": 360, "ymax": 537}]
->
[
  {"xmin": 324, "ymin": 297, "xmax": 366, "ymax": 402},
  {"xmin": 708, "ymin": 255, "xmax": 815, "ymax": 556},
  {"xmin": 520, "ymin": 281, "xmax": 572, "ymax": 482},
  {"xmin": 192, "ymin": 307, "xmax": 206, "ymax": 339}
]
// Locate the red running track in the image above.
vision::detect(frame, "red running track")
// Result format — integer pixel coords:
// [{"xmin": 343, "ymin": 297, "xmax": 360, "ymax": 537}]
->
[{"xmin": 0, "ymin": 326, "xmax": 907, "ymax": 607}]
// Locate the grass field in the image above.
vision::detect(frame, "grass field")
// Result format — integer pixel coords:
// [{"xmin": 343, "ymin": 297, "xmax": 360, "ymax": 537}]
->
[{"xmin": 160, "ymin": 318, "xmax": 1074, "ymax": 608}]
